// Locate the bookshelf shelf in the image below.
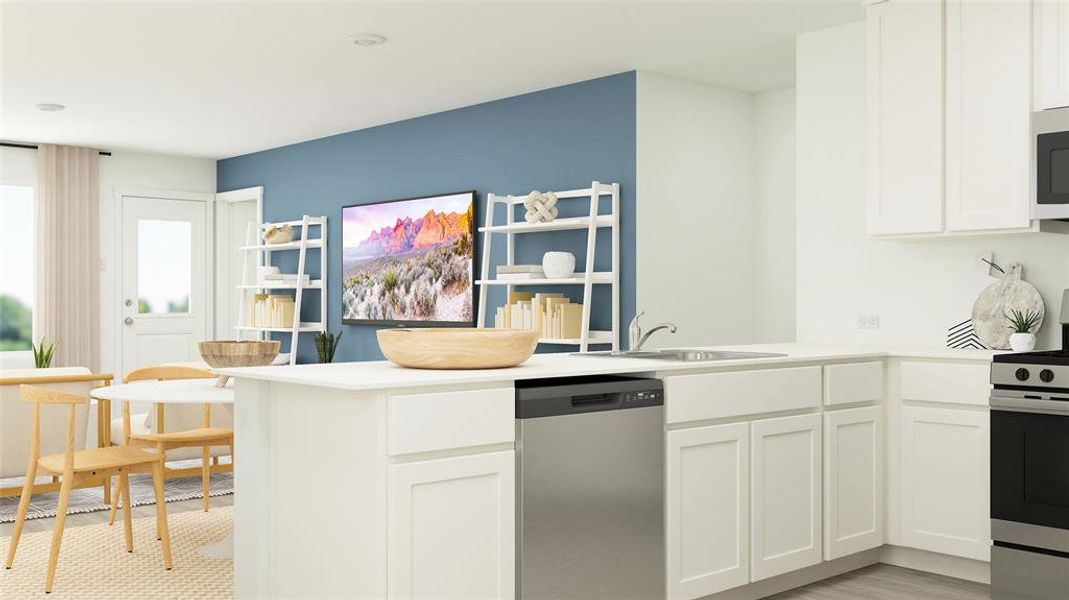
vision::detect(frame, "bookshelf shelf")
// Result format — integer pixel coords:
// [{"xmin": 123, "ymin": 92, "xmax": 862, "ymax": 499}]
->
[{"xmin": 476, "ymin": 181, "xmax": 620, "ymax": 353}]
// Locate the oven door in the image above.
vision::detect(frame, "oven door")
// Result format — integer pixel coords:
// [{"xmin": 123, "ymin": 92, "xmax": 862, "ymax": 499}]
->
[
  {"xmin": 1035, "ymin": 130, "xmax": 1069, "ymax": 220},
  {"xmin": 991, "ymin": 394, "xmax": 1069, "ymax": 530}
]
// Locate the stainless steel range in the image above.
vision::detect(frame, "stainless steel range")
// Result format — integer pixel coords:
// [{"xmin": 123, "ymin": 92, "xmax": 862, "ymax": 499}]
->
[{"xmin": 990, "ymin": 289, "xmax": 1069, "ymax": 600}]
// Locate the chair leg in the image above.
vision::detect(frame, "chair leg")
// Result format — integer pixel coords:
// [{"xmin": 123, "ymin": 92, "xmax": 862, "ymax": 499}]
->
[
  {"xmin": 4, "ymin": 462, "xmax": 38, "ymax": 569},
  {"xmin": 151, "ymin": 461, "xmax": 173, "ymax": 570},
  {"xmin": 107, "ymin": 475, "xmax": 121, "ymax": 526},
  {"xmin": 202, "ymin": 445, "xmax": 211, "ymax": 512},
  {"xmin": 155, "ymin": 442, "xmax": 164, "ymax": 540},
  {"xmin": 44, "ymin": 474, "xmax": 73, "ymax": 593},
  {"xmin": 119, "ymin": 472, "xmax": 134, "ymax": 553}
]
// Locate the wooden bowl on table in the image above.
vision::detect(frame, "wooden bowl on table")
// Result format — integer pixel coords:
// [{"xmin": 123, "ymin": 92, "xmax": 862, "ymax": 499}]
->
[
  {"xmin": 198, "ymin": 340, "xmax": 282, "ymax": 386},
  {"xmin": 376, "ymin": 328, "xmax": 539, "ymax": 369}
]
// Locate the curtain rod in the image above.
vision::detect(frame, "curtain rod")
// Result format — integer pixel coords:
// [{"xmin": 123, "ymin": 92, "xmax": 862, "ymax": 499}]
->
[{"xmin": 0, "ymin": 141, "xmax": 111, "ymax": 156}]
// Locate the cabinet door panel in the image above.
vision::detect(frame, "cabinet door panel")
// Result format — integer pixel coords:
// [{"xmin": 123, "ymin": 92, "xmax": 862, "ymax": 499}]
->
[
  {"xmin": 900, "ymin": 406, "xmax": 990, "ymax": 560},
  {"xmin": 389, "ymin": 451, "xmax": 515, "ymax": 599},
  {"xmin": 666, "ymin": 423, "xmax": 749, "ymax": 599},
  {"xmin": 751, "ymin": 413, "xmax": 822, "ymax": 581},
  {"xmin": 867, "ymin": 0, "xmax": 944, "ymax": 235},
  {"xmin": 1036, "ymin": 0, "xmax": 1069, "ymax": 110},
  {"xmin": 945, "ymin": 0, "xmax": 1032, "ymax": 231},
  {"xmin": 825, "ymin": 406, "xmax": 884, "ymax": 560}
]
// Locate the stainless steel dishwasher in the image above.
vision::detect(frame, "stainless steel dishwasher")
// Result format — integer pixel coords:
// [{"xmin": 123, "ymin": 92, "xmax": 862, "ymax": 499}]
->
[{"xmin": 515, "ymin": 375, "xmax": 665, "ymax": 600}]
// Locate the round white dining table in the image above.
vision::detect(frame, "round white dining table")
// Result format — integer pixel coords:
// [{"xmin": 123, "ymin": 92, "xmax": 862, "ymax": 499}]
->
[{"xmin": 91, "ymin": 378, "xmax": 234, "ymax": 559}]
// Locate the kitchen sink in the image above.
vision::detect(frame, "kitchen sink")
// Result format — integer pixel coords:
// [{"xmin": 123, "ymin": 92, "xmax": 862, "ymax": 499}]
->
[{"xmin": 583, "ymin": 349, "xmax": 788, "ymax": 362}]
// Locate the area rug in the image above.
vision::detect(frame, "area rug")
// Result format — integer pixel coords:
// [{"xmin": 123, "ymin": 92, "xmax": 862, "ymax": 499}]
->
[
  {"xmin": 0, "ymin": 459, "xmax": 233, "ymax": 523},
  {"xmin": 0, "ymin": 506, "xmax": 233, "ymax": 599}
]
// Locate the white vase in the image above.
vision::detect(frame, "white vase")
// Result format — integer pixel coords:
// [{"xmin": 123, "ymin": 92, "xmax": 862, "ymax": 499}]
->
[
  {"xmin": 1009, "ymin": 332, "xmax": 1036, "ymax": 352},
  {"xmin": 542, "ymin": 252, "xmax": 576, "ymax": 279}
]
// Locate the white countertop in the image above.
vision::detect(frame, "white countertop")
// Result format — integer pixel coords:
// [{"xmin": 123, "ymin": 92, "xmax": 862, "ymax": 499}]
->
[{"xmin": 216, "ymin": 342, "xmax": 1001, "ymax": 393}]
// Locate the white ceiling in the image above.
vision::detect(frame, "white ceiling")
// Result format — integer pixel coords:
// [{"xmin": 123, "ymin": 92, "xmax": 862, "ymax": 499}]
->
[{"xmin": 1, "ymin": 1, "xmax": 862, "ymax": 159}]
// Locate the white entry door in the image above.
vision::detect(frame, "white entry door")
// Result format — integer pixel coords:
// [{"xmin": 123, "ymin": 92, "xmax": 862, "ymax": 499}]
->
[{"xmin": 121, "ymin": 195, "xmax": 211, "ymax": 374}]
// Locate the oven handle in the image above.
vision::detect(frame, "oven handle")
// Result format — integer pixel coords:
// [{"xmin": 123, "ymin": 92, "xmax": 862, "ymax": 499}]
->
[{"xmin": 990, "ymin": 395, "xmax": 1069, "ymax": 416}]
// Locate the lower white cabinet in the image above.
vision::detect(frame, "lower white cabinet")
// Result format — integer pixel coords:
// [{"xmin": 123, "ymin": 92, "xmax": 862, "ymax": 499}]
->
[
  {"xmin": 899, "ymin": 405, "xmax": 990, "ymax": 561},
  {"xmin": 388, "ymin": 451, "xmax": 515, "ymax": 599},
  {"xmin": 666, "ymin": 423, "xmax": 750, "ymax": 599},
  {"xmin": 824, "ymin": 406, "xmax": 884, "ymax": 560},
  {"xmin": 750, "ymin": 413, "xmax": 823, "ymax": 581}
]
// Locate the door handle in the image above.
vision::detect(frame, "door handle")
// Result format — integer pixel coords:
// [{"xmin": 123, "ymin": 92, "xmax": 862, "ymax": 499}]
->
[{"xmin": 124, "ymin": 317, "xmax": 134, "ymax": 326}]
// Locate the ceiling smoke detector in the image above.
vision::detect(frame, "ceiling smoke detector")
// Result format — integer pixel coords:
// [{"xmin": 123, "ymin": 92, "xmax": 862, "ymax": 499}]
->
[
  {"xmin": 350, "ymin": 33, "xmax": 387, "ymax": 47},
  {"xmin": 35, "ymin": 103, "xmax": 65, "ymax": 112}
]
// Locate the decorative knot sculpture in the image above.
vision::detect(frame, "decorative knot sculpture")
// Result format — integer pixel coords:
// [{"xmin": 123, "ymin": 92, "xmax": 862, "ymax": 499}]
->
[{"xmin": 524, "ymin": 190, "xmax": 558, "ymax": 223}]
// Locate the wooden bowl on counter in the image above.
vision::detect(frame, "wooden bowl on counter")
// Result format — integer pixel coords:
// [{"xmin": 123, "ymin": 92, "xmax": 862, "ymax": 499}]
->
[
  {"xmin": 376, "ymin": 328, "xmax": 539, "ymax": 369},
  {"xmin": 198, "ymin": 340, "xmax": 282, "ymax": 386}
]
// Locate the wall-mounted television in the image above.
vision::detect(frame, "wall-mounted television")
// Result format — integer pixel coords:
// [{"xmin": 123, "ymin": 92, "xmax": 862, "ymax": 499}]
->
[{"xmin": 341, "ymin": 191, "xmax": 475, "ymax": 326}]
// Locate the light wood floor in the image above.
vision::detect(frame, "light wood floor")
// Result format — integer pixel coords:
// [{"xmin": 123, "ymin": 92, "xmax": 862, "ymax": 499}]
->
[
  {"xmin": 0, "ymin": 495, "xmax": 233, "ymax": 537},
  {"xmin": 767, "ymin": 564, "xmax": 990, "ymax": 599}
]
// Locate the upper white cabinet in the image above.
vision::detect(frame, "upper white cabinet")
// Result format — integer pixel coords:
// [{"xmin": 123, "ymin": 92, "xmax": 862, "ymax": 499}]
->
[
  {"xmin": 899, "ymin": 405, "xmax": 990, "ymax": 561},
  {"xmin": 666, "ymin": 423, "xmax": 750, "ymax": 600},
  {"xmin": 945, "ymin": 0, "xmax": 1032, "ymax": 231},
  {"xmin": 750, "ymin": 413, "xmax": 823, "ymax": 581},
  {"xmin": 1036, "ymin": 0, "xmax": 1069, "ymax": 110},
  {"xmin": 866, "ymin": 0, "xmax": 945, "ymax": 235},
  {"xmin": 388, "ymin": 451, "xmax": 515, "ymax": 599},
  {"xmin": 867, "ymin": 0, "xmax": 1036, "ymax": 235}
]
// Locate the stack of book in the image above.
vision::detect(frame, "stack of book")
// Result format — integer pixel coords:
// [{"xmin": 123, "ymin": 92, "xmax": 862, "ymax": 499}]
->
[
  {"xmin": 249, "ymin": 294, "xmax": 296, "ymax": 328},
  {"xmin": 261, "ymin": 273, "xmax": 312, "ymax": 285},
  {"xmin": 495, "ymin": 264, "xmax": 544, "ymax": 281},
  {"xmin": 494, "ymin": 292, "xmax": 584, "ymax": 339}
]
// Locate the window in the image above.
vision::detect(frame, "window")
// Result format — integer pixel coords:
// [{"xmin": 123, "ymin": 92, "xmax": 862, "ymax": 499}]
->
[
  {"xmin": 137, "ymin": 219, "xmax": 191, "ymax": 314},
  {"xmin": 0, "ymin": 184, "xmax": 34, "ymax": 350}
]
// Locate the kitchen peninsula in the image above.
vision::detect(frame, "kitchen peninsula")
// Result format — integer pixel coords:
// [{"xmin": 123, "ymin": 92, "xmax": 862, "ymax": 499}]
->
[{"xmin": 220, "ymin": 343, "xmax": 997, "ymax": 600}]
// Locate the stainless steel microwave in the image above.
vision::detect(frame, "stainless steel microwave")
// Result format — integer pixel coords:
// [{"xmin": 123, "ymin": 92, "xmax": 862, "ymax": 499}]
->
[{"xmin": 1034, "ymin": 108, "xmax": 1069, "ymax": 220}]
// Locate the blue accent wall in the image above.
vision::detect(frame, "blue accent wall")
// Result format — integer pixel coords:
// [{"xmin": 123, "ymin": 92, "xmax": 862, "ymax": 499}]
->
[{"xmin": 217, "ymin": 72, "xmax": 636, "ymax": 363}]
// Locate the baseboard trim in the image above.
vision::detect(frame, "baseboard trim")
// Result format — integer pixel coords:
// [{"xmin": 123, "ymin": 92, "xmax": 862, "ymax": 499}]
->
[
  {"xmin": 880, "ymin": 545, "xmax": 990, "ymax": 584},
  {"xmin": 702, "ymin": 548, "xmax": 882, "ymax": 599}
]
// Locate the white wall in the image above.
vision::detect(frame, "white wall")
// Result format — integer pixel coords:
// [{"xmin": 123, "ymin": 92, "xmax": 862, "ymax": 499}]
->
[
  {"xmin": 797, "ymin": 23, "xmax": 1069, "ymax": 350},
  {"xmin": 753, "ymin": 87, "xmax": 797, "ymax": 342},
  {"xmin": 99, "ymin": 151, "xmax": 216, "ymax": 373},
  {"xmin": 636, "ymin": 71, "xmax": 757, "ymax": 347}
]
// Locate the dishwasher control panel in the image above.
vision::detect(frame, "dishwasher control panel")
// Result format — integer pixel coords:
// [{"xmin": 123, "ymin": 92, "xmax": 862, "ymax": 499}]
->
[
  {"xmin": 516, "ymin": 375, "xmax": 664, "ymax": 418},
  {"xmin": 622, "ymin": 389, "xmax": 663, "ymax": 405}
]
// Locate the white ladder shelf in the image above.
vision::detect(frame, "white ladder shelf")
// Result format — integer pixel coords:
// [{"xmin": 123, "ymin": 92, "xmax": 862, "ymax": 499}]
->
[
  {"xmin": 476, "ymin": 181, "xmax": 619, "ymax": 352},
  {"xmin": 236, "ymin": 215, "xmax": 328, "ymax": 365}
]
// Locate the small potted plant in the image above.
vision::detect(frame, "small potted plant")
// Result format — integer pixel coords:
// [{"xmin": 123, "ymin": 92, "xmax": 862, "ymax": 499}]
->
[
  {"xmin": 31, "ymin": 337, "xmax": 57, "ymax": 368},
  {"xmin": 314, "ymin": 330, "xmax": 344, "ymax": 364},
  {"xmin": 1005, "ymin": 309, "xmax": 1041, "ymax": 352}
]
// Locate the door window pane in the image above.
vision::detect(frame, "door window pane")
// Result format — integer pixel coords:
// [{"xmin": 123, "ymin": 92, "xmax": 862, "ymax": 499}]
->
[
  {"xmin": 0, "ymin": 185, "xmax": 34, "ymax": 350},
  {"xmin": 138, "ymin": 219, "xmax": 191, "ymax": 314}
]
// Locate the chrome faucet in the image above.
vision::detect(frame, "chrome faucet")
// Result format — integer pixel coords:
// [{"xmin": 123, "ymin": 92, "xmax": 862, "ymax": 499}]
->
[{"xmin": 628, "ymin": 311, "xmax": 678, "ymax": 351}]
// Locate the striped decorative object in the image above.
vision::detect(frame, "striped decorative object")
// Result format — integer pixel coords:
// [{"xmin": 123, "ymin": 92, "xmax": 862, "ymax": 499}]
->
[{"xmin": 946, "ymin": 319, "xmax": 989, "ymax": 350}]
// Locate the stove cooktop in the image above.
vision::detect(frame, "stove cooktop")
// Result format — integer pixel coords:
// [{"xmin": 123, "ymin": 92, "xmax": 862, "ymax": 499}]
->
[{"xmin": 993, "ymin": 350, "xmax": 1069, "ymax": 366}]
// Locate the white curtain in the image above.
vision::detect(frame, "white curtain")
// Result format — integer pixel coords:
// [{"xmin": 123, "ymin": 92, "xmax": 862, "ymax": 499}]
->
[{"xmin": 34, "ymin": 145, "xmax": 100, "ymax": 371}]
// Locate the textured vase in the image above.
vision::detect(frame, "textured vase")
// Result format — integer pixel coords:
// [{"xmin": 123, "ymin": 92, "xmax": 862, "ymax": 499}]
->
[
  {"xmin": 1009, "ymin": 333, "xmax": 1036, "ymax": 352},
  {"xmin": 542, "ymin": 252, "xmax": 576, "ymax": 279}
]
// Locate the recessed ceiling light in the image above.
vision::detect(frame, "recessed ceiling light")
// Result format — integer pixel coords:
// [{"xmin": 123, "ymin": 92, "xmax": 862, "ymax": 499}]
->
[
  {"xmin": 35, "ymin": 103, "xmax": 66, "ymax": 112},
  {"xmin": 350, "ymin": 33, "xmax": 386, "ymax": 47}
]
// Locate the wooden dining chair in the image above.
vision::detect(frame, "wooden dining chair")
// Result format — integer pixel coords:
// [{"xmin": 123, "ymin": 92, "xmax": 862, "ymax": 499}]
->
[
  {"xmin": 4, "ymin": 385, "xmax": 172, "ymax": 593},
  {"xmin": 108, "ymin": 365, "xmax": 233, "ymax": 527}
]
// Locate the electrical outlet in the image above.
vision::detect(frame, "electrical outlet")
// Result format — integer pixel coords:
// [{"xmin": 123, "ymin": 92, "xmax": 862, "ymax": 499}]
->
[{"xmin": 857, "ymin": 314, "xmax": 880, "ymax": 330}]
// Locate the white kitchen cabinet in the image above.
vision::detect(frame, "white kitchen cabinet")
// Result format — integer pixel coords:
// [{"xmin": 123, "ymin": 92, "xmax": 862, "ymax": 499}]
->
[
  {"xmin": 750, "ymin": 413, "xmax": 823, "ymax": 581},
  {"xmin": 1036, "ymin": 0, "xmax": 1069, "ymax": 110},
  {"xmin": 945, "ymin": 0, "xmax": 1032, "ymax": 231},
  {"xmin": 388, "ymin": 451, "xmax": 515, "ymax": 599},
  {"xmin": 824, "ymin": 406, "xmax": 884, "ymax": 560},
  {"xmin": 666, "ymin": 423, "xmax": 750, "ymax": 600},
  {"xmin": 899, "ymin": 405, "xmax": 990, "ymax": 561},
  {"xmin": 866, "ymin": 0, "xmax": 944, "ymax": 235}
]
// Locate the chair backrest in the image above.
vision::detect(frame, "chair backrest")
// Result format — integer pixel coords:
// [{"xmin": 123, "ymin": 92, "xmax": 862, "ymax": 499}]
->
[
  {"xmin": 0, "ymin": 368, "xmax": 112, "ymax": 478},
  {"xmin": 19, "ymin": 385, "xmax": 90, "ymax": 475},
  {"xmin": 122, "ymin": 364, "xmax": 223, "ymax": 437},
  {"xmin": 124, "ymin": 365, "xmax": 214, "ymax": 383}
]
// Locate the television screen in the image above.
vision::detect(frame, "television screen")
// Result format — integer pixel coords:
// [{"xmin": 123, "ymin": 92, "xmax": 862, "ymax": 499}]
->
[{"xmin": 341, "ymin": 191, "xmax": 475, "ymax": 325}]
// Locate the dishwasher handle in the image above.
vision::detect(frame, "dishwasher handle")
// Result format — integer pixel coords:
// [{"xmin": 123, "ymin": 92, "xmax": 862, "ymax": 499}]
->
[{"xmin": 571, "ymin": 393, "xmax": 621, "ymax": 408}]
